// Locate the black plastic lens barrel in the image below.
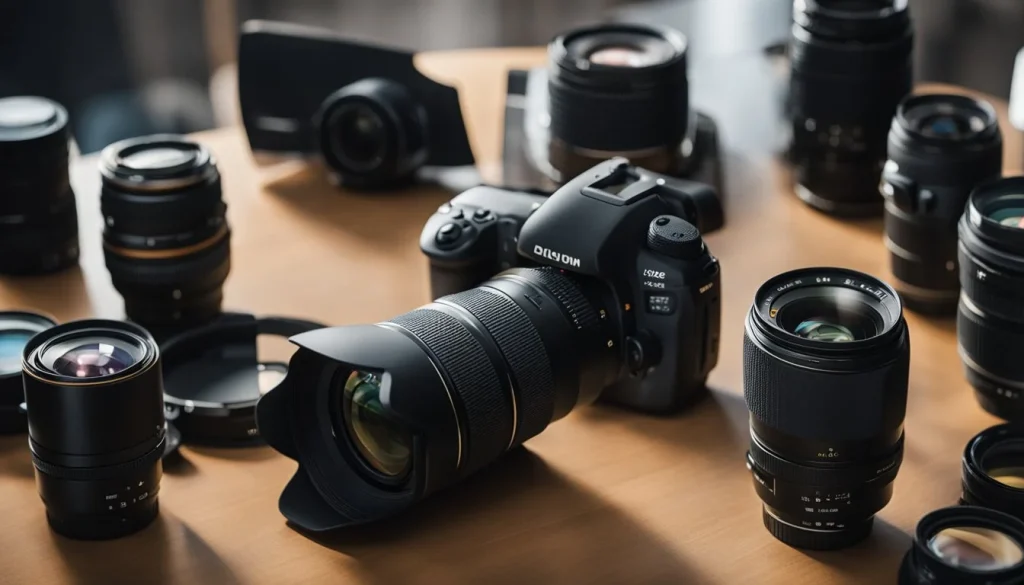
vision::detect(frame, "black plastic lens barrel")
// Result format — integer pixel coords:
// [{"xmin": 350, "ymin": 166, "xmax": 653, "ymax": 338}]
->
[
  {"xmin": 883, "ymin": 94, "xmax": 1002, "ymax": 314},
  {"xmin": 963, "ymin": 425, "xmax": 1024, "ymax": 522},
  {"xmin": 790, "ymin": 0, "xmax": 914, "ymax": 216},
  {"xmin": 900, "ymin": 507, "xmax": 1024, "ymax": 585},
  {"xmin": 0, "ymin": 96, "xmax": 79, "ymax": 275},
  {"xmin": 958, "ymin": 177, "xmax": 1024, "ymax": 421},
  {"xmin": 100, "ymin": 135, "xmax": 230, "ymax": 338},
  {"xmin": 547, "ymin": 24, "xmax": 691, "ymax": 179},
  {"xmin": 22, "ymin": 320, "xmax": 165, "ymax": 540},
  {"xmin": 744, "ymin": 267, "xmax": 910, "ymax": 550}
]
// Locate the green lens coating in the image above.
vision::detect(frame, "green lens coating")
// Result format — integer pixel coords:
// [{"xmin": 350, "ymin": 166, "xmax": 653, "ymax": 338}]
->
[
  {"xmin": 989, "ymin": 208, "xmax": 1024, "ymax": 229},
  {"xmin": 793, "ymin": 320, "xmax": 857, "ymax": 343},
  {"xmin": 341, "ymin": 370, "xmax": 412, "ymax": 478},
  {"xmin": 0, "ymin": 330, "xmax": 33, "ymax": 376}
]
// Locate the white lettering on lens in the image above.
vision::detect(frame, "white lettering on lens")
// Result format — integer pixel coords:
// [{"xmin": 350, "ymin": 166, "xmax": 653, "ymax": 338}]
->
[{"xmin": 534, "ymin": 245, "xmax": 581, "ymax": 268}]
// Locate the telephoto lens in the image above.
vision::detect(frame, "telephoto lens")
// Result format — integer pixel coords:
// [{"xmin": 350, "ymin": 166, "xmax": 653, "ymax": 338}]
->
[
  {"xmin": 963, "ymin": 424, "xmax": 1024, "ymax": 522},
  {"xmin": 883, "ymin": 94, "xmax": 1003, "ymax": 314},
  {"xmin": 23, "ymin": 320, "xmax": 165, "ymax": 540},
  {"xmin": 958, "ymin": 177, "xmax": 1024, "ymax": 421},
  {"xmin": 790, "ymin": 0, "xmax": 914, "ymax": 216},
  {"xmin": 744, "ymin": 267, "xmax": 910, "ymax": 550},
  {"xmin": 0, "ymin": 311, "xmax": 57, "ymax": 433},
  {"xmin": 900, "ymin": 507, "xmax": 1024, "ymax": 584},
  {"xmin": 100, "ymin": 135, "xmax": 230, "ymax": 337},
  {"xmin": 547, "ymin": 24, "xmax": 692, "ymax": 180},
  {"xmin": 0, "ymin": 96, "xmax": 79, "ymax": 275}
]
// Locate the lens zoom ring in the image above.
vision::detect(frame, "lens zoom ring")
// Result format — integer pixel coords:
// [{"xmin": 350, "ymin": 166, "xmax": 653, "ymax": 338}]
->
[
  {"xmin": 742, "ymin": 333, "xmax": 908, "ymax": 442},
  {"xmin": 442, "ymin": 288, "xmax": 555, "ymax": 445},
  {"xmin": 388, "ymin": 309, "xmax": 513, "ymax": 474},
  {"xmin": 525, "ymin": 268, "xmax": 599, "ymax": 333},
  {"xmin": 31, "ymin": 437, "xmax": 165, "ymax": 481},
  {"xmin": 958, "ymin": 302, "xmax": 1024, "ymax": 383},
  {"xmin": 749, "ymin": 433, "xmax": 904, "ymax": 488}
]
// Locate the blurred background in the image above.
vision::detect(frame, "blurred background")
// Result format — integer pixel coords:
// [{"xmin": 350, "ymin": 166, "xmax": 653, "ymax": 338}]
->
[{"xmin": 1, "ymin": 0, "xmax": 1022, "ymax": 154}]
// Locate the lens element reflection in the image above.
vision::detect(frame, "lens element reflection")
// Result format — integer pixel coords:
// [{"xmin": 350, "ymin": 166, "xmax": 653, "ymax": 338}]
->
[
  {"xmin": 929, "ymin": 526, "xmax": 1024, "ymax": 572},
  {"xmin": 794, "ymin": 320, "xmax": 857, "ymax": 343},
  {"xmin": 341, "ymin": 370, "xmax": 412, "ymax": 478},
  {"xmin": 51, "ymin": 343, "xmax": 136, "ymax": 379}
]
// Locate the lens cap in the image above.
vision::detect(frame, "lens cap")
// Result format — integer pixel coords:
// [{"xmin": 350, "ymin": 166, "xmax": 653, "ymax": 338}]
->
[
  {"xmin": 0, "ymin": 311, "xmax": 57, "ymax": 434},
  {"xmin": 160, "ymin": 313, "xmax": 324, "ymax": 446}
]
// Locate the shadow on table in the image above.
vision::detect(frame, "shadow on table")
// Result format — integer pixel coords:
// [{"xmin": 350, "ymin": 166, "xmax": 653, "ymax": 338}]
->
[
  {"xmin": 801, "ymin": 516, "xmax": 911, "ymax": 583},
  {"xmin": 262, "ymin": 165, "xmax": 451, "ymax": 251},
  {"xmin": 305, "ymin": 448, "xmax": 711, "ymax": 585},
  {"xmin": 184, "ymin": 444, "xmax": 279, "ymax": 463},
  {"xmin": 51, "ymin": 514, "xmax": 239, "ymax": 585},
  {"xmin": 0, "ymin": 265, "xmax": 94, "ymax": 322}
]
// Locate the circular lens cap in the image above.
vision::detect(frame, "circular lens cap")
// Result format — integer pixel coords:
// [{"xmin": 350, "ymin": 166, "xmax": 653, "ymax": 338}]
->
[{"xmin": 160, "ymin": 313, "xmax": 324, "ymax": 447}]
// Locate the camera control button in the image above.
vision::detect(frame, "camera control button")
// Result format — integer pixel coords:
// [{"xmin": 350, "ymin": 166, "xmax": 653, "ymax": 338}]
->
[
  {"xmin": 626, "ymin": 333, "xmax": 661, "ymax": 374},
  {"xmin": 647, "ymin": 215, "xmax": 703, "ymax": 260},
  {"xmin": 451, "ymin": 209, "xmax": 465, "ymax": 220},
  {"xmin": 436, "ymin": 223, "xmax": 463, "ymax": 247},
  {"xmin": 472, "ymin": 208, "xmax": 493, "ymax": 222},
  {"xmin": 646, "ymin": 293, "xmax": 677, "ymax": 315}
]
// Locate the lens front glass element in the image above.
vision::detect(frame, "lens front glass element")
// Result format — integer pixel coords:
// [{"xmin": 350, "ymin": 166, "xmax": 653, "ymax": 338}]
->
[
  {"xmin": 51, "ymin": 342, "xmax": 137, "ymax": 379},
  {"xmin": 341, "ymin": 370, "xmax": 412, "ymax": 478},
  {"xmin": 988, "ymin": 204, "xmax": 1024, "ymax": 230},
  {"xmin": 0, "ymin": 330, "xmax": 33, "ymax": 376},
  {"xmin": 121, "ymin": 147, "xmax": 195, "ymax": 172},
  {"xmin": 568, "ymin": 30, "xmax": 677, "ymax": 69},
  {"xmin": 587, "ymin": 45, "xmax": 658, "ymax": 68},
  {"xmin": 332, "ymin": 105, "xmax": 387, "ymax": 170},
  {"xmin": 929, "ymin": 526, "xmax": 1024, "ymax": 572},
  {"xmin": 777, "ymin": 296, "xmax": 881, "ymax": 343}
]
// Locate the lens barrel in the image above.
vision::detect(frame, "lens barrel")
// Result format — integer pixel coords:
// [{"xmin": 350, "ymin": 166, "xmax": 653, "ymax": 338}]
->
[
  {"xmin": 0, "ymin": 311, "xmax": 57, "ymax": 433},
  {"xmin": 790, "ymin": 0, "xmax": 914, "ymax": 216},
  {"xmin": 257, "ymin": 267, "xmax": 623, "ymax": 525},
  {"xmin": 883, "ymin": 94, "xmax": 1002, "ymax": 314},
  {"xmin": 22, "ymin": 320, "xmax": 164, "ymax": 540},
  {"xmin": 547, "ymin": 24, "xmax": 691, "ymax": 179},
  {"xmin": 958, "ymin": 177, "xmax": 1024, "ymax": 421},
  {"xmin": 0, "ymin": 96, "xmax": 79, "ymax": 275},
  {"xmin": 963, "ymin": 425, "xmax": 1024, "ymax": 522},
  {"xmin": 315, "ymin": 78, "xmax": 429, "ymax": 189},
  {"xmin": 744, "ymin": 267, "xmax": 910, "ymax": 549},
  {"xmin": 900, "ymin": 506, "xmax": 1024, "ymax": 584},
  {"xmin": 100, "ymin": 135, "xmax": 230, "ymax": 338}
]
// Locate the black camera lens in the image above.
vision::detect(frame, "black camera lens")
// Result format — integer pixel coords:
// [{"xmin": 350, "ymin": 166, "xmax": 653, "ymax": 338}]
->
[
  {"xmin": 958, "ymin": 177, "xmax": 1024, "ymax": 421},
  {"xmin": 547, "ymin": 24, "xmax": 692, "ymax": 180},
  {"xmin": 100, "ymin": 135, "xmax": 230, "ymax": 337},
  {"xmin": 0, "ymin": 311, "xmax": 57, "ymax": 434},
  {"xmin": 744, "ymin": 267, "xmax": 910, "ymax": 550},
  {"xmin": 316, "ymin": 78, "xmax": 428, "ymax": 189},
  {"xmin": 883, "ymin": 94, "xmax": 1002, "ymax": 315},
  {"xmin": 0, "ymin": 96, "xmax": 79, "ymax": 275},
  {"xmin": 22, "ymin": 320, "xmax": 165, "ymax": 540},
  {"xmin": 963, "ymin": 425, "xmax": 1024, "ymax": 522},
  {"xmin": 256, "ymin": 266, "xmax": 624, "ymax": 526},
  {"xmin": 790, "ymin": 0, "xmax": 914, "ymax": 216},
  {"xmin": 900, "ymin": 507, "xmax": 1024, "ymax": 584}
]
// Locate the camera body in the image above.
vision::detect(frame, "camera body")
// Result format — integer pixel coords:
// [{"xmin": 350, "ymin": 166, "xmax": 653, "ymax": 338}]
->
[
  {"xmin": 238, "ymin": 20, "xmax": 478, "ymax": 191},
  {"xmin": 501, "ymin": 67, "xmax": 725, "ymax": 196},
  {"xmin": 423, "ymin": 158, "xmax": 722, "ymax": 412}
]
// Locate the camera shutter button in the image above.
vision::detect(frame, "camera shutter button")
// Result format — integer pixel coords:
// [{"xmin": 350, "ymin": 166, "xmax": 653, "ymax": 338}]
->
[
  {"xmin": 647, "ymin": 215, "xmax": 702, "ymax": 260},
  {"xmin": 436, "ymin": 223, "xmax": 463, "ymax": 247}
]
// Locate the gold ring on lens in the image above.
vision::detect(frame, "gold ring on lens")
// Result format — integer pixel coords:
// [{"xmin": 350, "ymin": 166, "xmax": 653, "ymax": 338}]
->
[{"xmin": 103, "ymin": 225, "xmax": 228, "ymax": 260}]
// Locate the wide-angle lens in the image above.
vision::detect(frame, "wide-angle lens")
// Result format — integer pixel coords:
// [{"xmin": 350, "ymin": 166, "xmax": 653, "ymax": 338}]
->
[
  {"xmin": 958, "ymin": 178, "xmax": 1024, "ymax": 421},
  {"xmin": 900, "ymin": 507, "xmax": 1024, "ymax": 584},
  {"xmin": 340, "ymin": 369, "xmax": 413, "ymax": 478},
  {"xmin": 22, "ymin": 320, "xmax": 165, "ymax": 540},
  {"xmin": 547, "ymin": 24, "xmax": 692, "ymax": 179},
  {"xmin": 790, "ymin": 0, "xmax": 914, "ymax": 216},
  {"xmin": 0, "ymin": 311, "xmax": 57, "ymax": 434},
  {"xmin": 744, "ymin": 267, "xmax": 910, "ymax": 550},
  {"xmin": 0, "ymin": 96, "xmax": 79, "ymax": 275},
  {"xmin": 100, "ymin": 134, "xmax": 230, "ymax": 339},
  {"xmin": 883, "ymin": 94, "xmax": 1002, "ymax": 315},
  {"xmin": 963, "ymin": 424, "xmax": 1024, "ymax": 521}
]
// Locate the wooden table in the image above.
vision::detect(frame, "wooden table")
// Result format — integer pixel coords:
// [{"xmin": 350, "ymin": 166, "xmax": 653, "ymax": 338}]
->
[{"xmin": 2, "ymin": 48, "xmax": 1023, "ymax": 585}]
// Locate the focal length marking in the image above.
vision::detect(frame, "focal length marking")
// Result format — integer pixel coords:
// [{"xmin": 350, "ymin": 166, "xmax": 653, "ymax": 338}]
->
[{"xmin": 534, "ymin": 245, "xmax": 581, "ymax": 268}]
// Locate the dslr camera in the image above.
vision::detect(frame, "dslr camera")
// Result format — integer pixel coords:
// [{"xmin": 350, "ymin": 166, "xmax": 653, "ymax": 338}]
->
[
  {"xmin": 502, "ymin": 23, "xmax": 724, "ymax": 197},
  {"xmin": 257, "ymin": 158, "xmax": 722, "ymax": 530},
  {"xmin": 238, "ymin": 20, "xmax": 478, "ymax": 191}
]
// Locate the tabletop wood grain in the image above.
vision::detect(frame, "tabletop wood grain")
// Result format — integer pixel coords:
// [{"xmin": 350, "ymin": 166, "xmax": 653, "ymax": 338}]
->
[{"xmin": 1, "ymin": 47, "xmax": 1023, "ymax": 585}]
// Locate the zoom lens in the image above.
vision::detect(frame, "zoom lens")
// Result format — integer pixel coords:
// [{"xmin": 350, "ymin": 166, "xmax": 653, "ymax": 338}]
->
[
  {"xmin": 0, "ymin": 311, "xmax": 56, "ymax": 434},
  {"xmin": 256, "ymin": 267, "xmax": 622, "ymax": 527},
  {"xmin": 963, "ymin": 425, "xmax": 1024, "ymax": 522},
  {"xmin": 0, "ymin": 96, "xmax": 79, "ymax": 275},
  {"xmin": 790, "ymin": 0, "xmax": 914, "ymax": 216},
  {"xmin": 883, "ymin": 94, "xmax": 1002, "ymax": 315},
  {"xmin": 900, "ymin": 507, "xmax": 1024, "ymax": 584},
  {"xmin": 744, "ymin": 267, "xmax": 910, "ymax": 550},
  {"xmin": 100, "ymin": 135, "xmax": 230, "ymax": 338},
  {"xmin": 22, "ymin": 320, "xmax": 164, "ymax": 540},
  {"xmin": 958, "ymin": 177, "xmax": 1024, "ymax": 421},
  {"xmin": 547, "ymin": 24, "xmax": 692, "ymax": 180},
  {"xmin": 316, "ymin": 78, "xmax": 429, "ymax": 189}
]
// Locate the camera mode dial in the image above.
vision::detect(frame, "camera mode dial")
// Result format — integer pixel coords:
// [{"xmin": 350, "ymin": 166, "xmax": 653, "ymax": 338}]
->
[{"xmin": 647, "ymin": 215, "xmax": 702, "ymax": 260}]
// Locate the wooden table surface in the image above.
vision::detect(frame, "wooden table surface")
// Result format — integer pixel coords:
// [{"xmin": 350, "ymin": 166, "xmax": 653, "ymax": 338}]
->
[{"xmin": 1, "ymin": 48, "xmax": 1023, "ymax": 585}]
